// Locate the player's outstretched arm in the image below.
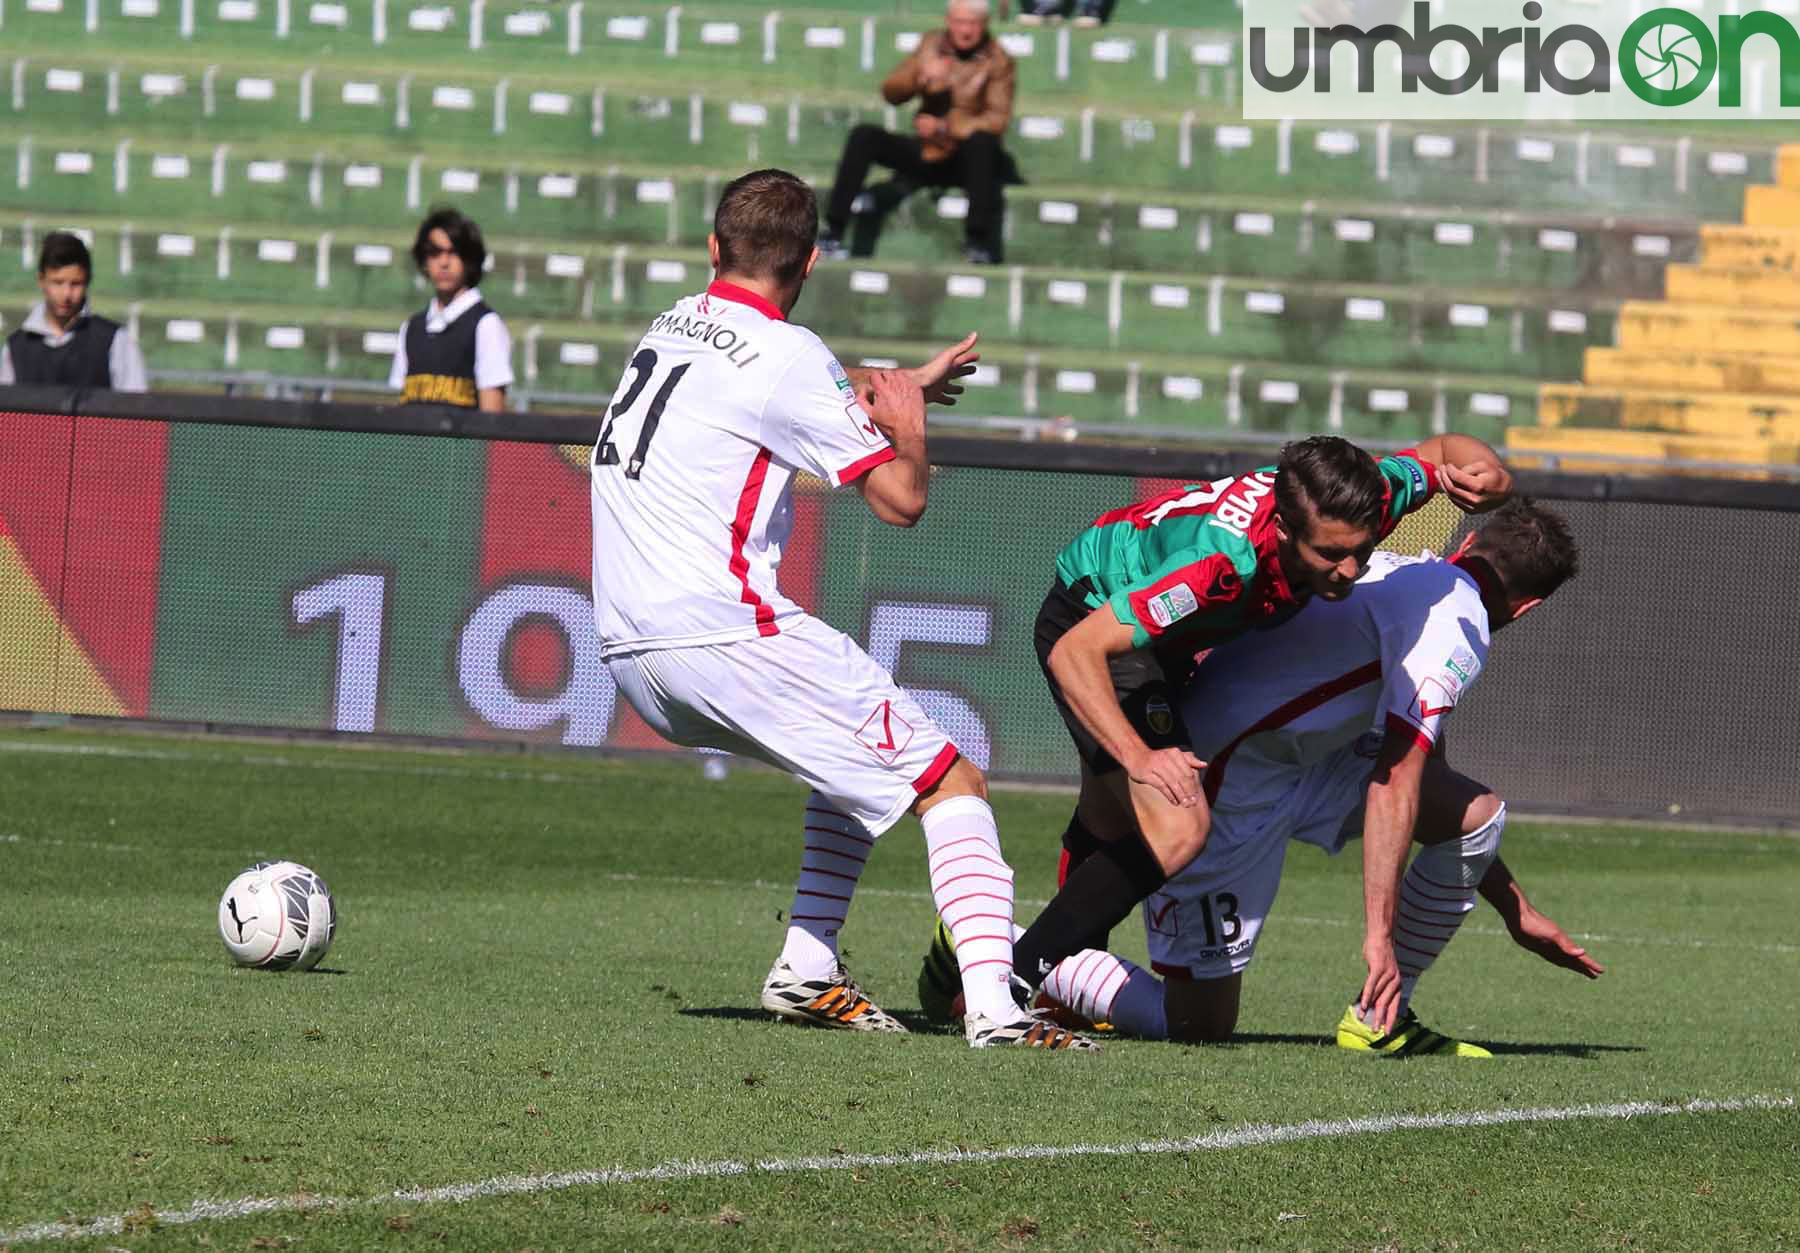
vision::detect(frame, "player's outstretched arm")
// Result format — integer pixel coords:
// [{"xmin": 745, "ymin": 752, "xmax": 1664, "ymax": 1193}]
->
[
  {"xmin": 1479, "ymin": 857, "xmax": 1606, "ymax": 978},
  {"xmin": 1414, "ymin": 432, "xmax": 1513, "ymax": 513},
  {"xmin": 1358, "ymin": 727, "xmax": 1432, "ymax": 1032},
  {"xmin": 854, "ymin": 369, "xmax": 930, "ymax": 528}
]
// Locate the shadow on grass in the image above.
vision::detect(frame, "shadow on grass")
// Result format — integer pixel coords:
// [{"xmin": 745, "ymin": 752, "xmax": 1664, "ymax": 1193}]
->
[
  {"xmin": 678, "ymin": 1006, "xmax": 961, "ymax": 1035},
  {"xmin": 1231, "ymin": 1032, "xmax": 1643, "ymax": 1058},
  {"xmin": 1480, "ymin": 1041, "xmax": 1646, "ymax": 1059}
]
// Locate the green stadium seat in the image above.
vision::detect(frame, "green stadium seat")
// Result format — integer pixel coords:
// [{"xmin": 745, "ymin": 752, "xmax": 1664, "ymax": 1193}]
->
[{"xmin": 0, "ymin": 212, "xmax": 1619, "ymax": 382}]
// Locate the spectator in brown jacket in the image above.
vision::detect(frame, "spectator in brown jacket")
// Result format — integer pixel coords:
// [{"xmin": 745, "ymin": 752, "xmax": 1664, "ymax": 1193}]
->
[{"xmin": 819, "ymin": 0, "xmax": 1016, "ymax": 265}]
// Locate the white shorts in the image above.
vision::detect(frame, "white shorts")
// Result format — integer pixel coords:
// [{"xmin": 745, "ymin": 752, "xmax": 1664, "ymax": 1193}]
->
[
  {"xmin": 604, "ymin": 613, "xmax": 958, "ymax": 835},
  {"xmin": 1143, "ymin": 740, "xmax": 1372, "ymax": 980}
]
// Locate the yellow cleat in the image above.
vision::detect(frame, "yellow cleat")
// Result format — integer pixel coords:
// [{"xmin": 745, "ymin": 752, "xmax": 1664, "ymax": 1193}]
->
[{"xmin": 1335, "ymin": 1004, "xmax": 1492, "ymax": 1058}]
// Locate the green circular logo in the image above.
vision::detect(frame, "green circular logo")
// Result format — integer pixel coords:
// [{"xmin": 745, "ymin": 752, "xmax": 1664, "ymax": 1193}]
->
[{"xmin": 1620, "ymin": 8, "xmax": 1716, "ymax": 106}]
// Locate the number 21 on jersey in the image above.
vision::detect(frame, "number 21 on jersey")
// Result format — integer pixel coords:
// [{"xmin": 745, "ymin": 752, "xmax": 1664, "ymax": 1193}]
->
[{"xmin": 595, "ymin": 348, "xmax": 691, "ymax": 480}]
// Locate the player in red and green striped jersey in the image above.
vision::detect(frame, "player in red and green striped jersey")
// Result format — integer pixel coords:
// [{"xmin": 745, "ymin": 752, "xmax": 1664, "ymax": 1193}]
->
[{"xmin": 1005, "ymin": 433, "xmax": 1513, "ymax": 992}]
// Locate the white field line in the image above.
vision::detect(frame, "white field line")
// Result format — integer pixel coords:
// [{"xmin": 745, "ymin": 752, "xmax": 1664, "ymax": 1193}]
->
[{"xmin": 1, "ymin": 1095, "xmax": 1790, "ymax": 1246}]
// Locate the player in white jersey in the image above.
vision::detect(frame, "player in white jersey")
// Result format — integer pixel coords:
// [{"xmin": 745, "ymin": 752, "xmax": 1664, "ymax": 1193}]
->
[
  {"xmin": 591, "ymin": 168, "xmax": 1093, "ymax": 1050},
  {"xmin": 1010, "ymin": 500, "xmax": 1604, "ymax": 1052}
]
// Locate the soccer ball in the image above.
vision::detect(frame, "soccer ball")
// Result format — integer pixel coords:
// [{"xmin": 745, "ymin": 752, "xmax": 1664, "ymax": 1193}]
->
[{"xmin": 217, "ymin": 861, "xmax": 338, "ymax": 971}]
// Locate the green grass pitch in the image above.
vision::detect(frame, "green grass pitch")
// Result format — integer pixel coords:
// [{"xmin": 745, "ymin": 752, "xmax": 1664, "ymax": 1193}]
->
[{"xmin": 1, "ymin": 726, "xmax": 1795, "ymax": 1250}]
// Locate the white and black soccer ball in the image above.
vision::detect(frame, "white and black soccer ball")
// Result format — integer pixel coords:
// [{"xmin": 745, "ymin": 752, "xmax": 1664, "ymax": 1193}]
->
[{"xmin": 217, "ymin": 860, "xmax": 338, "ymax": 971}]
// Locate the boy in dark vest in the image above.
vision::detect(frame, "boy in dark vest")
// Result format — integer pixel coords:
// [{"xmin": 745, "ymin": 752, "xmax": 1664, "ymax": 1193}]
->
[
  {"xmin": 387, "ymin": 208, "xmax": 513, "ymax": 411},
  {"xmin": 0, "ymin": 232, "xmax": 148, "ymax": 391}
]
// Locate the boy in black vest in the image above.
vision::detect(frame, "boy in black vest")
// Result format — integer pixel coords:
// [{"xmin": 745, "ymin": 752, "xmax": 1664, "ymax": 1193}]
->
[
  {"xmin": 387, "ymin": 208, "xmax": 513, "ymax": 411},
  {"xmin": 0, "ymin": 232, "xmax": 148, "ymax": 391}
]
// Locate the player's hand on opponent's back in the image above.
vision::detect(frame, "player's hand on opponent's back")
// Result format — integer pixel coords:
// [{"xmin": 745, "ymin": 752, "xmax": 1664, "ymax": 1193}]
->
[
  {"xmin": 1507, "ymin": 903, "xmax": 1605, "ymax": 978},
  {"xmin": 911, "ymin": 332, "xmax": 981, "ymax": 407},
  {"xmin": 1438, "ymin": 460, "xmax": 1513, "ymax": 513},
  {"xmin": 1126, "ymin": 744, "xmax": 1207, "ymax": 810},
  {"xmin": 860, "ymin": 369, "xmax": 927, "ymax": 446}
]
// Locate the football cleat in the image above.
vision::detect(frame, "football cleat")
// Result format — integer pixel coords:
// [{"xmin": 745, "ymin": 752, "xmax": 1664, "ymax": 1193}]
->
[
  {"xmin": 760, "ymin": 960, "xmax": 906, "ymax": 1032},
  {"xmin": 966, "ymin": 1007, "xmax": 1100, "ymax": 1051},
  {"xmin": 1032, "ymin": 990, "xmax": 1115, "ymax": 1033},
  {"xmin": 1334, "ymin": 1004, "xmax": 1493, "ymax": 1058},
  {"xmin": 917, "ymin": 917, "xmax": 966, "ymax": 1024}
]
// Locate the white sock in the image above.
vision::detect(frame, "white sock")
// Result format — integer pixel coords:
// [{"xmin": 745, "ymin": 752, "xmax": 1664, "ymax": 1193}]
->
[
  {"xmin": 1391, "ymin": 802, "xmax": 1506, "ymax": 1019},
  {"xmin": 778, "ymin": 792, "xmax": 873, "ymax": 979},
  {"xmin": 922, "ymin": 795, "xmax": 1018, "ymax": 1023}
]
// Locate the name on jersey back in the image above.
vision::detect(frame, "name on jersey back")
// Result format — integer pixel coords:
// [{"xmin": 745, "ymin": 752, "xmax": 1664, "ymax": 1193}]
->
[{"xmin": 647, "ymin": 310, "xmax": 763, "ymax": 370}]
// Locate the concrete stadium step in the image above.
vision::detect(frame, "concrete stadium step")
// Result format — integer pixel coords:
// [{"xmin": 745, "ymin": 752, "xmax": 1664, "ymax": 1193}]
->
[
  {"xmin": 1505, "ymin": 423, "xmax": 1799, "ymax": 476},
  {"xmin": 1665, "ymin": 264, "xmax": 1800, "ymax": 311},
  {"xmin": 0, "ymin": 5, "xmax": 1242, "ymax": 112},
  {"xmin": 0, "ymin": 136, "xmax": 1692, "ymax": 297},
  {"xmin": 1615, "ymin": 301, "xmax": 1800, "ymax": 356},
  {"xmin": 0, "ymin": 58, "xmax": 1773, "ymax": 219},
  {"xmin": 0, "ymin": 293, "xmax": 1536, "ymax": 441},
  {"xmin": 1582, "ymin": 348, "xmax": 1800, "ymax": 396},
  {"xmin": 1742, "ymin": 185, "xmax": 1800, "ymax": 229},
  {"xmin": 1538, "ymin": 383, "xmax": 1800, "ymax": 438},
  {"xmin": 0, "ymin": 218, "xmax": 1615, "ymax": 376},
  {"xmin": 1776, "ymin": 143, "xmax": 1800, "ymax": 188},
  {"xmin": 1696, "ymin": 224, "xmax": 1800, "ymax": 272}
]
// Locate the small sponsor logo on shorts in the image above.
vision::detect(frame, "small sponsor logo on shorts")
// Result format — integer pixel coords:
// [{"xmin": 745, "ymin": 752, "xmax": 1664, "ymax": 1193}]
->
[
  {"xmin": 1144, "ymin": 696, "xmax": 1174, "ymax": 737},
  {"xmin": 855, "ymin": 699, "xmax": 915, "ymax": 766},
  {"xmin": 1147, "ymin": 893, "xmax": 1179, "ymax": 936}
]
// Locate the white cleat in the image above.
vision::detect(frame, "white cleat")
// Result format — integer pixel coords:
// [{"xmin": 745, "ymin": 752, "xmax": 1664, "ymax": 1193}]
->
[
  {"xmin": 760, "ymin": 960, "xmax": 907, "ymax": 1032},
  {"xmin": 965, "ymin": 1007, "xmax": 1100, "ymax": 1051}
]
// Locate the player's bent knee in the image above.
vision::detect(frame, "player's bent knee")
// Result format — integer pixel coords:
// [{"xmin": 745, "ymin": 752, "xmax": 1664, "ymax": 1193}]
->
[
  {"xmin": 1466, "ymin": 788, "xmax": 1503, "ymax": 833},
  {"xmin": 1164, "ymin": 975, "xmax": 1241, "ymax": 1044},
  {"xmin": 915, "ymin": 754, "xmax": 986, "ymax": 812},
  {"xmin": 1136, "ymin": 806, "xmax": 1210, "ymax": 877}
]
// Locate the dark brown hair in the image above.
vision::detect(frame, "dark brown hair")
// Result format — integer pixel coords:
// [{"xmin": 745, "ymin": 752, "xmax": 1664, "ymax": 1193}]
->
[
  {"xmin": 1273, "ymin": 435, "xmax": 1390, "ymax": 538},
  {"xmin": 412, "ymin": 207, "xmax": 487, "ymax": 279},
  {"xmin": 713, "ymin": 169, "xmax": 819, "ymax": 289},
  {"xmin": 1466, "ymin": 497, "xmax": 1580, "ymax": 601},
  {"xmin": 38, "ymin": 230, "xmax": 92, "ymax": 277}
]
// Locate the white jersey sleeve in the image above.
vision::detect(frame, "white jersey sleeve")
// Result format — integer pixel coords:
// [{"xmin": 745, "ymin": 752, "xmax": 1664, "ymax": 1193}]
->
[
  {"xmin": 764, "ymin": 338, "xmax": 897, "ymax": 489},
  {"xmin": 1372, "ymin": 562, "xmax": 1491, "ymax": 752}
]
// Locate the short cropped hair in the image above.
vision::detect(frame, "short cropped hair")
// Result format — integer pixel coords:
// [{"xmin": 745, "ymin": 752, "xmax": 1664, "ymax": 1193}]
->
[
  {"xmin": 38, "ymin": 231, "xmax": 92, "ymax": 277},
  {"xmin": 411, "ymin": 207, "xmax": 487, "ymax": 278},
  {"xmin": 1273, "ymin": 435, "xmax": 1391, "ymax": 538},
  {"xmin": 1466, "ymin": 497, "xmax": 1580, "ymax": 602},
  {"xmin": 713, "ymin": 169, "xmax": 819, "ymax": 289},
  {"xmin": 948, "ymin": 0, "xmax": 991, "ymax": 17}
]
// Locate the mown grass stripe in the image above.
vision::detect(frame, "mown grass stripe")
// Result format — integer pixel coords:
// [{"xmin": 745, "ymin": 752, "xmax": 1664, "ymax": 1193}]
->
[{"xmin": 3, "ymin": 1096, "xmax": 1790, "ymax": 1246}]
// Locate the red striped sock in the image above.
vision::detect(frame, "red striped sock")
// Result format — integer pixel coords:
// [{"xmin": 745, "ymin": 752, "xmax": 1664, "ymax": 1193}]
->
[
  {"xmin": 1393, "ymin": 803, "xmax": 1506, "ymax": 1017},
  {"xmin": 778, "ymin": 792, "xmax": 874, "ymax": 979},
  {"xmin": 923, "ymin": 795, "xmax": 1017, "ymax": 1023}
]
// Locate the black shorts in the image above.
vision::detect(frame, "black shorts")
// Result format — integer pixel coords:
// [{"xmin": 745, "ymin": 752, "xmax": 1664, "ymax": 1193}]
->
[{"xmin": 1034, "ymin": 578, "xmax": 1189, "ymax": 776}]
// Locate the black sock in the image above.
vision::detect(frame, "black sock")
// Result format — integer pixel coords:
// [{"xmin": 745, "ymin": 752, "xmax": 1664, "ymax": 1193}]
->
[
  {"xmin": 1058, "ymin": 815, "xmax": 1114, "ymax": 955},
  {"xmin": 1014, "ymin": 831, "xmax": 1167, "ymax": 987}
]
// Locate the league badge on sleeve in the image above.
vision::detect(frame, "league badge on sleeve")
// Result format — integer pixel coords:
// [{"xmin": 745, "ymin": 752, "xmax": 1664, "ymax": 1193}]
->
[{"xmin": 827, "ymin": 356, "xmax": 854, "ymax": 396}]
